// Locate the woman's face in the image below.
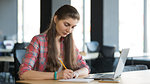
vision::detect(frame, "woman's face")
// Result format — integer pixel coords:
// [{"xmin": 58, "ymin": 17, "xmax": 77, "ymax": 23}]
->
[{"xmin": 54, "ymin": 16, "xmax": 79, "ymax": 37}]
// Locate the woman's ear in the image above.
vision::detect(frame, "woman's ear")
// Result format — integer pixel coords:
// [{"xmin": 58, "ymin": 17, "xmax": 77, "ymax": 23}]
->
[{"xmin": 54, "ymin": 15, "xmax": 57, "ymax": 23}]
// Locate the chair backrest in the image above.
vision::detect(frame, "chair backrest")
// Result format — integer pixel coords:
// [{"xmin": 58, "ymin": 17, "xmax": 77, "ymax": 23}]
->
[
  {"xmin": 123, "ymin": 65, "xmax": 148, "ymax": 72},
  {"xmin": 91, "ymin": 45, "xmax": 116, "ymax": 73},
  {"xmin": 86, "ymin": 41, "xmax": 100, "ymax": 53},
  {"xmin": 100, "ymin": 45, "xmax": 115, "ymax": 58},
  {"xmin": 16, "ymin": 49, "xmax": 26, "ymax": 64},
  {"xmin": 13, "ymin": 43, "xmax": 29, "ymax": 80}
]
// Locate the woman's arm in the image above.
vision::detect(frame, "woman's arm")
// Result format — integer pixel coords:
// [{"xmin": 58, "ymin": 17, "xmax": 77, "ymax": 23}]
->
[
  {"xmin": 20, "ymin": 70, "xmax": 53, "ymax": 80},
  {"xmin": 18, "ymin": 36, "xmax": 40, "ymax": 79},
  {"xmin": 73, "ymin": 48, "xmax": 90, "ymax": 78},
  {"xmin": 20, "ymin": 69, "xmax": 75, "ymax": 80},
  {"xmin": 73, "ymin": 67, "xmax": 89, "ymax": 78}
]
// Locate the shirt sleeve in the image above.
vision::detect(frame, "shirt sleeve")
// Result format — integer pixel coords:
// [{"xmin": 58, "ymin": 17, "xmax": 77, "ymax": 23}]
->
[
  {"xmin": 76, "ymin": 48, "xmax": 91, "ymax": 73},
  {"xmin": 18, "ymin": 36, "xmax": 40, "ymax": 77}
]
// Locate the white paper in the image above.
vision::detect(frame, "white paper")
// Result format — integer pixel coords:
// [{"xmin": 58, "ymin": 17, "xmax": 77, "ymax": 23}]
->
[{"xmin": 58, "ymin": 78, "xmax": 94, "ymax": 83}]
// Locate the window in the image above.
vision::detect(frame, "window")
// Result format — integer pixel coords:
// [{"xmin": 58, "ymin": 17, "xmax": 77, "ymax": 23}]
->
[
  {"xmin": 18, "ymin": 0, "xmax": 40, "ymax": 43},
  {"xmin": 119, "ymin": 0, "xmax": 150, "ymax": 56},
  {"xmin": 147, "ymin": 0, "xmax": 150, "ymax": 54},
  {"xmin": 119, "ymin": 0, "xmax": 144, "ymax": 56},
  {"xmin": 71, "ymin": 0, "xmax": 91, "ymax": 51}
]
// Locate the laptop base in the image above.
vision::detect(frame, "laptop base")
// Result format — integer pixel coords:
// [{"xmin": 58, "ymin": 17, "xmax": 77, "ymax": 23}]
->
[{"xmin": 85, "ymin": 74, "xmax": 115, "ymax": 80}]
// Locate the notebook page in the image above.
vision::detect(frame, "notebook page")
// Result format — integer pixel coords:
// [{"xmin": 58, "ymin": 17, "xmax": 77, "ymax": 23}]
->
[{"xmin": 58, "ymin": 78, "xmax": 94, "ymax": 83}]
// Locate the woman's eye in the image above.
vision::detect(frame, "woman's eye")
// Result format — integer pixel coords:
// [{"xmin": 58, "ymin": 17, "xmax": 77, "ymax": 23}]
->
[
  {"xmin": 64, "ymin": 23, "xmax": 69, "ymax": 27},
  {"xmin": 72, "ymin": 26, "xmax": 75, "ymax": 29}
]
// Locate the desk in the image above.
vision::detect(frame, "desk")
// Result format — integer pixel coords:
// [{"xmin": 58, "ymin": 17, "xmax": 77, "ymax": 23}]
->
[
  {"xmin": 114, "ymin": 52, "xmax": 150, "ymax": 65},
  {"xmin": 0, "ymin": 56, "xmax": 14, "ymax": 72},
  {"xmin": 0, "ymin": 49, "xmax": 12, "ymax": 53},
  {"xmin": 82, "ymin": 53, "xmax": 99, "ymax": 67},
  {"xmin": 0, "ymin": 49, "xmax": 12, "ymax": 56},
  {"xmin": 16, "ymin": 70, "xmax": 150, "ymax": 84},
  {"xmin": 132, "ymin": 56, "xmax": 150, "ymax": 61},
  {"xmin": 82, "ymin": 53, "xmax": 99, "ymax": 60},
  {"xmin": 0, "ymin": 56, "xmax": 14, "ymax": 62}
]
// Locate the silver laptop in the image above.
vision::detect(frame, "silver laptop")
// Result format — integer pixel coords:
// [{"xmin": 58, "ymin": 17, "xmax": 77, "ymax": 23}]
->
[{"xmin": 85, "ymin": 48, "xmax": 129, "ymax": 80}]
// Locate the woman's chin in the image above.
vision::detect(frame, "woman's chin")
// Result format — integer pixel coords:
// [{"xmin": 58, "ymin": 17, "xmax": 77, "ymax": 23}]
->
[
  {"xmin": 61, "ymin": 35, "xmax": 67, "ymax": 37},
  {"xmin": 62, "ymin": 33, "xmax": 69, "ymax": 37}
]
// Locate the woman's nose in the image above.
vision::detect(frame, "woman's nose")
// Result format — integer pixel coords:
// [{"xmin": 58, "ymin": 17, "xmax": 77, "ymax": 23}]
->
[{"xmin": 66, "ymin": 27, "xmax": 72, "ymax": 33}]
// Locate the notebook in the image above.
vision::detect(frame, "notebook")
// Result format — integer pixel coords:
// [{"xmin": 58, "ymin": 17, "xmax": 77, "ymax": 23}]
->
[
  {"xmin": 59, "ymin": 78, "xmax": 94, "ymax": 83},
  {"xmin": 85, "ymin": 48, "xmax": 129, "ymax": 80}
]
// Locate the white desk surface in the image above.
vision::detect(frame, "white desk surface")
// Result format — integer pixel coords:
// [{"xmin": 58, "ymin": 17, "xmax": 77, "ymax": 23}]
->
[
  {"xmin": 16, "ymin": 70, "xmax": 150, "ymax": 84},
  {"xmin": 82, "ymin": 53, "xmax": 99, "ymax": 60},
  {"xmin": 0, "ymin": 56, "xmax": 14, "ymax": 62}
]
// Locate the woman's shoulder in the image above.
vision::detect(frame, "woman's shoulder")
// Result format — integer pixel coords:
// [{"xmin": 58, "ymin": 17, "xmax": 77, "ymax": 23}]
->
[
  {"xmin": 32, "ymin": 33, "xmax": 47, "ymax": 41},
  {"xmin": 34, "ymin": 33, "xmax": 46, "ymax": 38}
]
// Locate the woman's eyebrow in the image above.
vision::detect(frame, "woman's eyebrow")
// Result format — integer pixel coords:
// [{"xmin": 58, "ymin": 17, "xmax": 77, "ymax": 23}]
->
[
  {"xmin": 72, "ymin": 25, "xmax": 77, "ymax": 28},
  {"xmin": 64, "ymin": 21, "xmax": 76, "ymax": 27},
  {"xmin": 64, "ymin": 22, "xmax": 71, "ymax": 26}
]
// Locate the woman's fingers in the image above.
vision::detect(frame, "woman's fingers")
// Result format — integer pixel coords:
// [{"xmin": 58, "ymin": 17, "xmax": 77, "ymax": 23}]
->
[
  {"xmin": 64, "ymin": 69, "xmax": 74, "ymax": 79},
  {"xmin": 73, "ymin": 72, "xmax": 79, "ymax": 78},
  {"xmin": 58, "ymin": 69, "xmax": 74, "ymax": 79},
  {"xmin": 64, "ymin": 74, "xmax": 72, "ymax": 79}
]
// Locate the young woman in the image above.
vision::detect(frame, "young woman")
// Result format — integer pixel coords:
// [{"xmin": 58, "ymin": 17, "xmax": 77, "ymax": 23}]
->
[{"xmin": 19, "ymin": 5, "xmax": 90, "ymax": 80}]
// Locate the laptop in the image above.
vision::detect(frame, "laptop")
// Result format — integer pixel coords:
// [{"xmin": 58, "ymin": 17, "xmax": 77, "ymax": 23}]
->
[{"xmin": 85, "ymin": 48, "xmax": 129, "ymax": 80}]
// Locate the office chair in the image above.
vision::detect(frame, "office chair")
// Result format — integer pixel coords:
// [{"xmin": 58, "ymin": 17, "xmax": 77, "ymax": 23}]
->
[
  {"xmin": 86, "ymin": 41, "xmax": 100, "ymax": 53},
  {"xmin": 123, "ymin": 65, "xmax": 148, "ymax": 72},
  {"xmin": 100, "ymin": 45, "xmax": 115, "ymax": 58},
  {"xmin": 12, "ymin": 43, "xmax": 29, "ymax": 80},
  {"xmin": 91, "ymin": 45, "xmax": 116, "ymax": 73}
]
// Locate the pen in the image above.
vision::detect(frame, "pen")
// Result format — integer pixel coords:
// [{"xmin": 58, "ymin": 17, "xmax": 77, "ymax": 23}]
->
[{"xmin": 58, "ymin": 58, "xmax": 67, "ymax": 69}]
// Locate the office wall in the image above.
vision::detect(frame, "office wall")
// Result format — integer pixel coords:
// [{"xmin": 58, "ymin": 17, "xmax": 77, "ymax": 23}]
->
[
  {"xmin": 0, "ymin": 0, "xmax": 17, "ymax": 41},
  {"xmin": 52, "ymin": 0, "xmax": 71, "ymax": 16},
  {"xmin": 103, "ymin": 0, "xmax": 119, "ymax": 51}
]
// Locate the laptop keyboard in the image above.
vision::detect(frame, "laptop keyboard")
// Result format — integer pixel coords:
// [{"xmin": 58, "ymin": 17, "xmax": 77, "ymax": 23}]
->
[
  {"xmin": 101, "ymin": 74, "xmax": 113, "ymax": 78},
  {"xmin": 91, "ymin": 74, "xmax": 113, "ymax": 78},
  {"xmin": 93, "ymin": 74, "xmax": 104, "ymax": 78}
]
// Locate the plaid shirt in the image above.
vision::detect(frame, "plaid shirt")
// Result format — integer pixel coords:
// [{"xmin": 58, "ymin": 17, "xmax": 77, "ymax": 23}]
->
[{"xmin": 19, "ymin": 34, "xmax": 90, "ymax": 76}]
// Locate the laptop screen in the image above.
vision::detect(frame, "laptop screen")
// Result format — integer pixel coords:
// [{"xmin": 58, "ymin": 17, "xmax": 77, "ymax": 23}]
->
[{"xmin": 113, "ymin": 48, "xmax": 129, "ymax": 79}]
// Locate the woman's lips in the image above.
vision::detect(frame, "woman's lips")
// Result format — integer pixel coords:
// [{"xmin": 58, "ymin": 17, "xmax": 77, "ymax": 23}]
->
[{"xmin": 63, "ymin": 32, "xmax": 68, "ymax": 35}]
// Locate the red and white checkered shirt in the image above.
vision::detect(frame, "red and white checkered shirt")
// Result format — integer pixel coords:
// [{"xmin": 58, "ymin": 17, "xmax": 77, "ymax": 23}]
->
[{"xmin": 19, "ymin": 33, "xmax": 90, "ymax": 76}]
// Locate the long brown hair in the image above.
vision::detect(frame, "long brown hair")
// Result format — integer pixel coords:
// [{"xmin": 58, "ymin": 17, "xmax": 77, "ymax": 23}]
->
[{"xmin": 45, "ymin": 5, "xmax": 80, "ymax": 72}]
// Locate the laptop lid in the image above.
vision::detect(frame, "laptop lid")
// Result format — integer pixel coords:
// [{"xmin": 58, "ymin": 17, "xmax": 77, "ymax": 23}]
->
[
  {"xmin": 113, "ymin": 48, "xmax": 129, "ymax": 79},
  {"xmin": 85, "ymin": 48, "xmax": 129, "ymax": 80}
]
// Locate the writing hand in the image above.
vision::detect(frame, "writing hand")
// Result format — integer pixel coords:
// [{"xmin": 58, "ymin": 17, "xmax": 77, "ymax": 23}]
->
[
  {"xmin": 73, "ymin": 72, "xmax": 79, "ymax": 78},
  {"xmin": 57, "ymin": 69, "xmax": 74, "ymax": 79}
]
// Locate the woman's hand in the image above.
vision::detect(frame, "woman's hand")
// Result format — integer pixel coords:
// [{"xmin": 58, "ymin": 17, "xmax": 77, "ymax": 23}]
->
[
  {"xmin": 73, "ymin": 72, "xmax": 79, "ymax": 78},
  {"xmin": 72, "ymin": 67, "xmax": 89, "ymax": 78},
  {"xmin": 57, "ymin": 69, "xmax": 74, "ymax": 79}
]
